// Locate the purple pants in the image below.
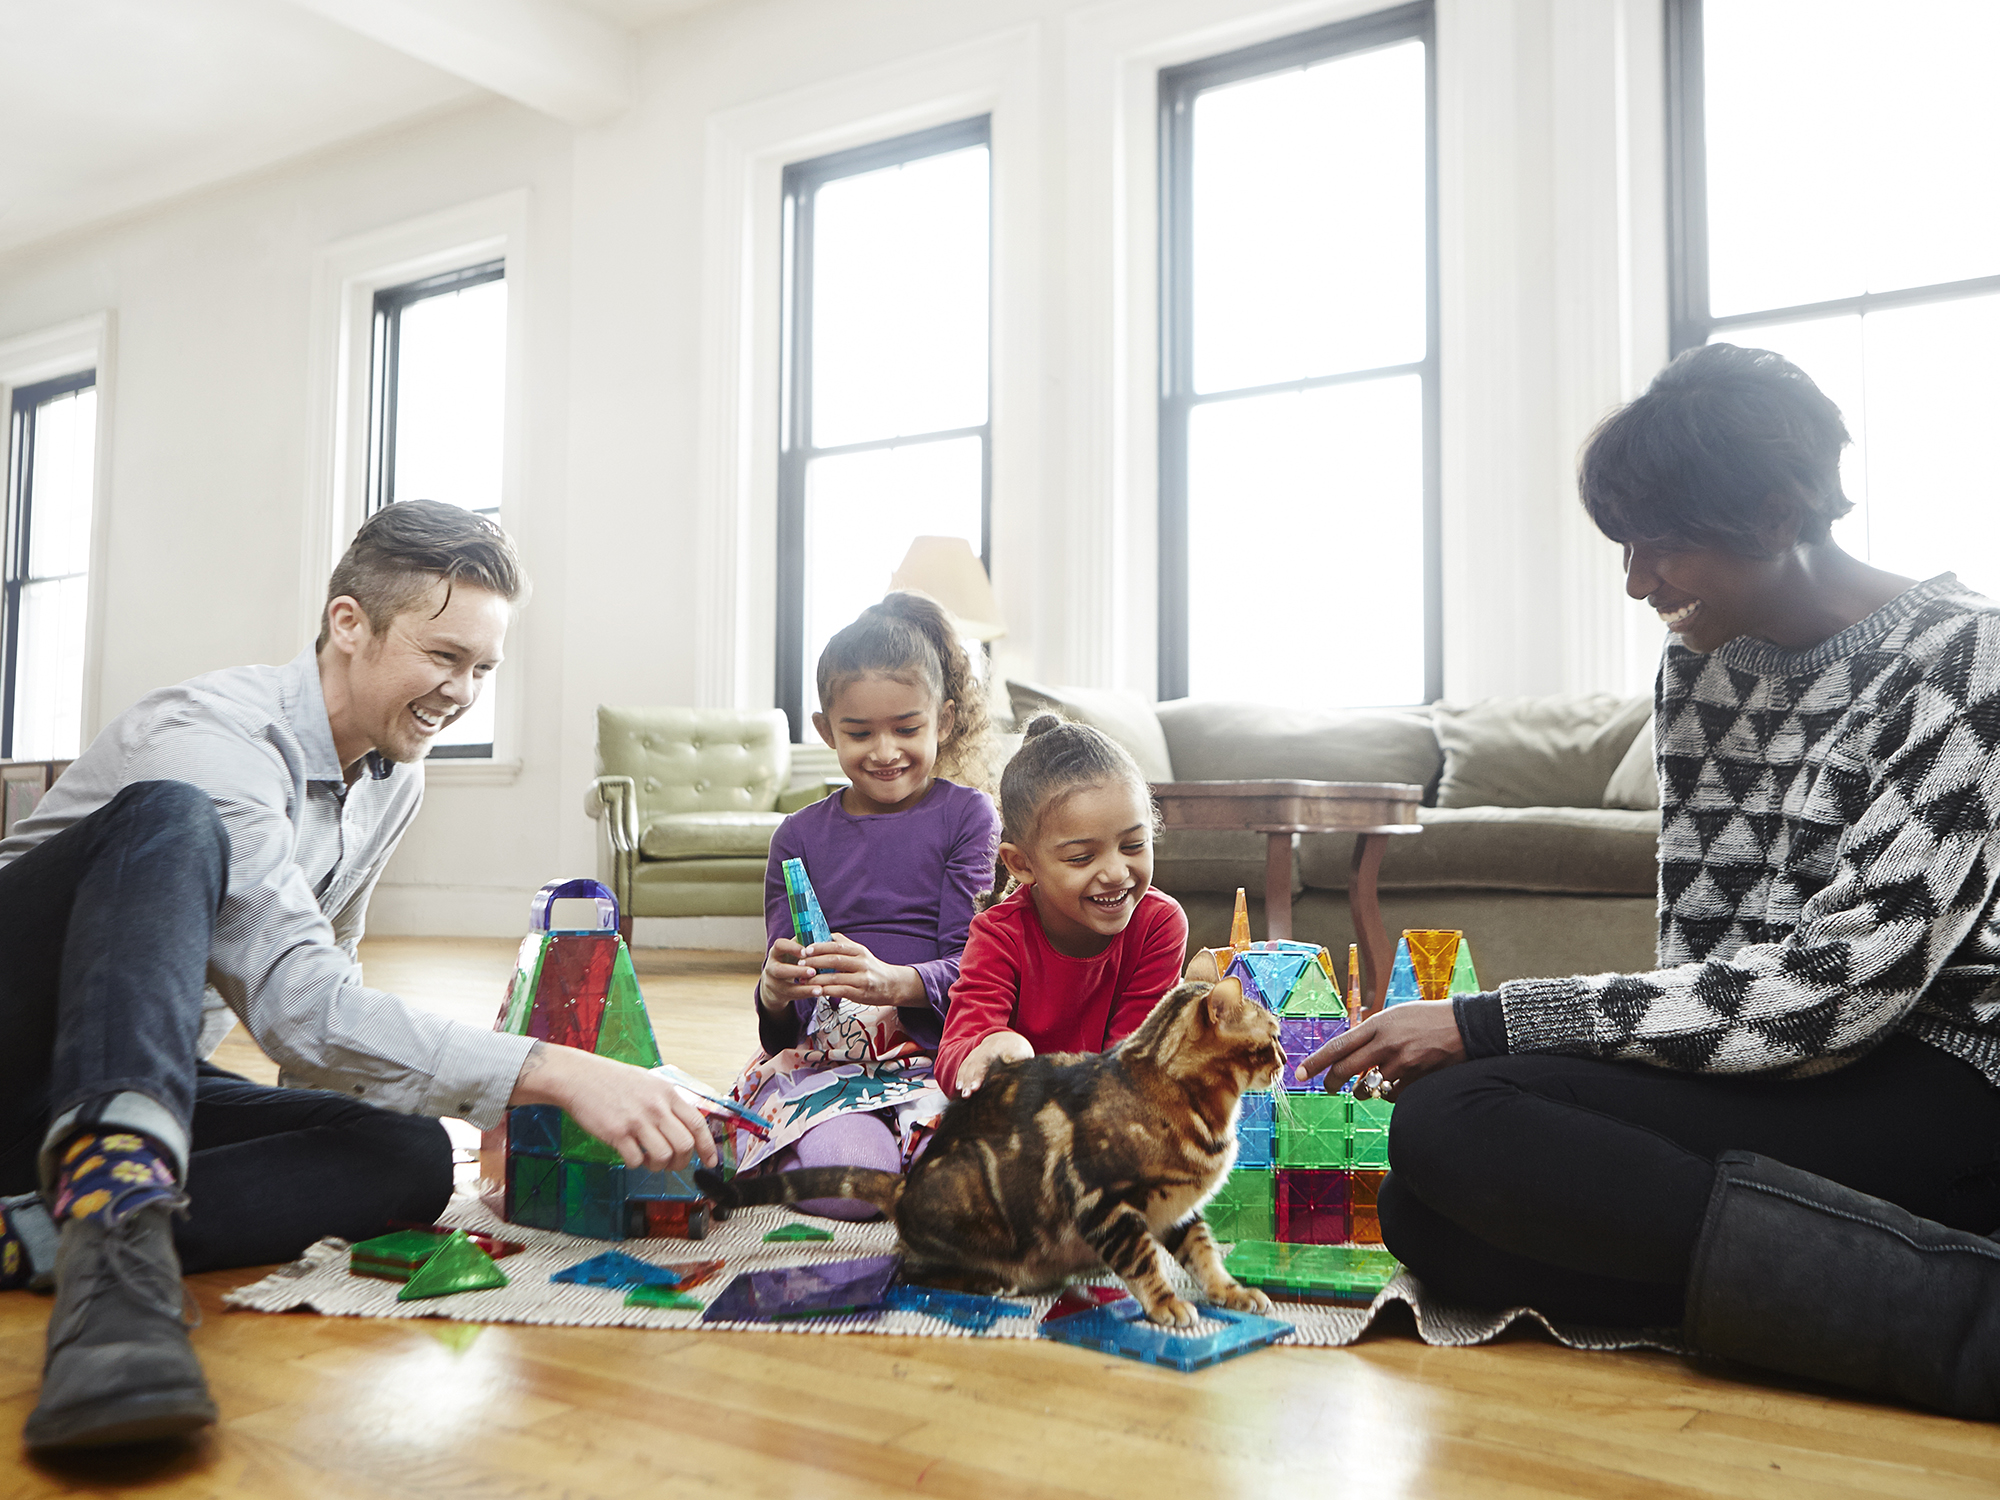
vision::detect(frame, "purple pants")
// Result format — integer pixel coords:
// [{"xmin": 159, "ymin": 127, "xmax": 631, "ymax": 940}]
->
[{"xmin": 771, "ymin": 1111, "xmax": 900, "ymax": 1222}]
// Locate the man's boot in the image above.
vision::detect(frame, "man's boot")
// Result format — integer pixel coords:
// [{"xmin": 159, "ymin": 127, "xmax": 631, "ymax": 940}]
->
[
  {"xmin": 1685, "ymin": 1151, "xmax": 2000, "ymax": 1420},
  {"xmin": 22, "ymin": 1200, "xmax": 217, "ymax": 1449}
]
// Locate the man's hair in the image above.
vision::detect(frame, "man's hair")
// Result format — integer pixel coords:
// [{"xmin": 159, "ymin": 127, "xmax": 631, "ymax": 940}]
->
[
  {"xmin": 317, "ymin": 500, "xmax": 527, "ymax": 650},
  {"xmin": 1579, "ymin": 343, "xmax": 1854, "ymax": 556}
]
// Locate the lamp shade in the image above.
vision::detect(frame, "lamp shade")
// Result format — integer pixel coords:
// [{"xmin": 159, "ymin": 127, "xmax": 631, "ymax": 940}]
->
[{"xmin": 889, "ymin": 536, "xmax": 1006, "ymax": 641}]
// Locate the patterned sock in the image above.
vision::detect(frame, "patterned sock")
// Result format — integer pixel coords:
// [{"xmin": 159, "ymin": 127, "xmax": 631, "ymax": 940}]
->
[
  {"xmin": 0, "ymin": 1201, "xmax": 26, "ymax": 1289},
  {"xmin": 51, "ymin": 1131, "xmax": 179, "ymax": 1226}
]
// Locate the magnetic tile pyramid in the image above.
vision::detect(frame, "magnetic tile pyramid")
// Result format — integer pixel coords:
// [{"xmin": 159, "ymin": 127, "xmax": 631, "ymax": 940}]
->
[
  {"xmin": 494, "ymin": 880, "xmax": 702, "ymax": 1241},
  {"xmin": 398, "ymin": 1231, "xmax": 508, "ymax": 1301},
  {"xmin": 1388, "ymin": 929, "xmax": 1484, "ymax": 1005},
  {"xmin": 783, "ymin": 858, "xmax": 831, "ymax": 947}
]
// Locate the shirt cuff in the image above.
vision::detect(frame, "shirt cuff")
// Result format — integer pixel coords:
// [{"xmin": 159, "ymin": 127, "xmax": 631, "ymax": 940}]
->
[
  {"xmin": 1452, "ymin": 992, "xmax": 1509, "ymax": 1059},
  {"xmin": 416, "ymin": 1025, "xmax": 538, "ymax": 1128}
]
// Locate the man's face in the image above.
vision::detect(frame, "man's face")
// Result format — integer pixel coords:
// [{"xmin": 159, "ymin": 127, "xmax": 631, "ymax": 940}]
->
[{"xmin": 340, "ymin": 582, "xmax": 510, "ymax": 764}]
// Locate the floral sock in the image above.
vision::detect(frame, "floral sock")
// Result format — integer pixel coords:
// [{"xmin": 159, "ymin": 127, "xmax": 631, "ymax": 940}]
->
[
  {"xmin": 51, "ymin": 1131, "xmax": 178, "ymax": 1226},
  {"xmin": 0, "ymin": 1202, "xmax": 26, "ymax": 1289}
]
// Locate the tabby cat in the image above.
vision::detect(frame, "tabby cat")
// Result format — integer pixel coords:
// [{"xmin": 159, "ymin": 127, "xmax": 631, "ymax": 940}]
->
[{"xmin": 697, "ymin": 976, "xmax": 1285, "ymax": 1326}]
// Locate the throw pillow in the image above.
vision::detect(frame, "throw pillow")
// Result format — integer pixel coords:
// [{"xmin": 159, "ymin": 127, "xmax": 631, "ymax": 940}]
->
[
  {"xmin": 1005, "ymin": 680, "xmax": 1175, "ymax": 781},
  {"xmin": 1602, "ymin": 717, "xmax": 1661, "ymax": 810},
  {"xmin": 1433, "ymin": 692, "xmax": 1650, "ymax": 809}
]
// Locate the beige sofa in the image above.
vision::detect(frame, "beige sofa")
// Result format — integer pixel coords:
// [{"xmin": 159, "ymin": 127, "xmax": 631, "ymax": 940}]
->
[{"xmin": 1008, "ymin": 682, "xmax": 1663, "ymax": 989}]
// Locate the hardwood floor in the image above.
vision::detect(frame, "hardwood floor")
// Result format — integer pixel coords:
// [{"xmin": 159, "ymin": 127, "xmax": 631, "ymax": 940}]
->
[{"xmin": 4, "ymin": 938, "xmax": 1996, "ymax": 1497}]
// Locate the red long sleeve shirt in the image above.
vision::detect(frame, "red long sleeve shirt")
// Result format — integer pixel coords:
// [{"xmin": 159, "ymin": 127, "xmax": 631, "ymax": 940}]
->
[{"xmin": 934, "ymin": 885, "xmax": 1189, "ymax": 1096}]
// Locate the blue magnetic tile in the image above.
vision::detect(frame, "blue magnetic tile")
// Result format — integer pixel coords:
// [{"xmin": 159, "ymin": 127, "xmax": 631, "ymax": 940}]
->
[
  {"xmin": 508, "ymin": 1104, "xmax": 562, "ymax": 1156},
  {"xmin": 626, "ymin": 1167, "xmax": 701, "ymax": 1201},
  {"xmin": 550, "ymin": 1250, "xmax": 684, "ymax": 1289},
  {"xmin": 882, "ymin": 1284, "xmax": 1033, "ymax": 1332},
  {"xmin": 1038, "ymin": 1301, "xmax": 1294, "ymax": 1372}
]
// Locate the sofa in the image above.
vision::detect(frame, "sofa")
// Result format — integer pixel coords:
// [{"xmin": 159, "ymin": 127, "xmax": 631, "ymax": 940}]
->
[{"xmin": 1007, "ymin": 681, "xmax": 1663, "ymax": 989}]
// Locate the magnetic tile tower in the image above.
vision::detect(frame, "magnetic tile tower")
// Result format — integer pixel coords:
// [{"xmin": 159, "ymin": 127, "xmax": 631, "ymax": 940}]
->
[
  {"xmin": 1206, "ymin": 927, "xmax": 1483, "ymax": 1302},
  {"xmin": 488, "ymin": 879, "xmax": 710, "ymax": 1241}
]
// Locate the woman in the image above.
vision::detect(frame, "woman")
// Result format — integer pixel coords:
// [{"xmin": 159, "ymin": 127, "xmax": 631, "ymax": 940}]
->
[{"xmin": 1301, "ymin": 343, "xmax": 2000, "ymax": 1419}]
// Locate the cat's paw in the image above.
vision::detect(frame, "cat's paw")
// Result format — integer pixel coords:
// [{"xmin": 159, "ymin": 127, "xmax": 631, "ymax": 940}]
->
[
  {"xmin": 1212, "ymin": 1282, "xmax": 1275, "ymax": 1315},
  {"xmin": 1145, "ymin": 1295, "xmax": 1199, "ymax": 1328}
]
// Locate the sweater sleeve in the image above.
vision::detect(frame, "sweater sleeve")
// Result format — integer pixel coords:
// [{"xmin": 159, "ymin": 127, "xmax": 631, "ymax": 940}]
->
[
  {"xmin": 933, "ymin": 909, "xmax": 1022, "ymax": 1096},
  {"xmin": 754, "ymin": 816, "xmax": 809, "ymax": 1058},
  {"xmin": 907, "ymin": 790, "xmax": 1001, "ymax": 1018},
  {"xmin": 1102, "ymin": 896, "xmax": 1191, "ymax": 1049},
  {"xmin": 1497, "ymin": 631, "xmax": 2000, "ymax": 1074}
]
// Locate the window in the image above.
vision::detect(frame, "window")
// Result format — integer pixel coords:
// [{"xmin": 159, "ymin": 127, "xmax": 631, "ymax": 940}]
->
[
  {"xmin": 776, "ymin": 117, "xmax": 991, "ymax": 739},
  {"xmin": 1669, "ymin": 0, "xmax": 2000, "ymax": 594},
  {"xmin": 364, "ymin": 259, "xmax": 507, "ymax": 757},
  {"xmin": 3, "ymin": 371, "xmax": 97, "ymax": 761},
  {"xmin": 1158, "ymin": 5, "xmax": 1437, "ymax": 707}
]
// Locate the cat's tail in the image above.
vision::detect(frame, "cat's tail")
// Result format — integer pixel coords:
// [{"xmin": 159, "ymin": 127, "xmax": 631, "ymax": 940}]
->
[{"xmin": 695, "ymin": 1167, "xmax": 904, "ymax": 1215}]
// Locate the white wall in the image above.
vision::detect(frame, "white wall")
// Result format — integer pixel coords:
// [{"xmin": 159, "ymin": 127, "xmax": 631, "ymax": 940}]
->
[{"xmin": 0, "ymin": 0, "xmax": 1670, "ymax": 937}]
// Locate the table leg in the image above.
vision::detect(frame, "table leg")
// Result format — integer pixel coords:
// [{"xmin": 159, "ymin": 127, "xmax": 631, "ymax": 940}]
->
[
  {"xmin": 1263, "ymin": 832, "xmax": 1294, "ymax": 941},
  {"xmin": 1348, "ymin": 833, "xmax": 1391, "ymax": 1015}
]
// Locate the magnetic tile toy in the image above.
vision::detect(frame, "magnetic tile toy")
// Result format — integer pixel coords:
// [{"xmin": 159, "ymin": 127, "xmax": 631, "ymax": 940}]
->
[
  {"xmin": 700, "ymin": 1254, "xmax": 901, "ymax": 1324},
  {"xmin": 763, "ymin": 1222, "xmax": 834, "ymax": 1243},
  {"xmin": 883, "ymin": 1284, "xmax": 1034, "ymax": 1331},
  {"xmin": 1223, "ymin": 1240, "xmax": 1401, "ymax": 1305},
  {"xmin": 550, "ymin": 1250, "xmax": 685, "ymax": 1289},
  {"xmin": 1038, "ymin": 1300, "xmax": 1294, "ymax": 1372},
  {"xmin": 397, "ymin": 1231, "xmax": 508, "ymax": 1300}
]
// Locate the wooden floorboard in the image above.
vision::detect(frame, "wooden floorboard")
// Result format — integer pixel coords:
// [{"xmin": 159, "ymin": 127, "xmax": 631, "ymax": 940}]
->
[{"xmin": 3, "ymin": 937, "xmax": 1995, "ymax": 1497}]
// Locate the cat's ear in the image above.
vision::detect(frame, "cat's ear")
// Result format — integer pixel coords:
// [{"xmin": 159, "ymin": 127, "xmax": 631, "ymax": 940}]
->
[{"xmin": 1204, "ymin": 976, "xmax": 1245, "ymax": 1026}]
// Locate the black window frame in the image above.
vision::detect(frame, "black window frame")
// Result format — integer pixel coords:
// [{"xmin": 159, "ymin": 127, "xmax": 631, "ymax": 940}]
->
[
  {"xmin": 364, "ymin": 257, "xmax": 507, "ymax": 759},
  {"xmin": 776, "ymin": 115, "xmax": 994, "ymax": 741},
  {"xmin": 1666, "ymin": 0, "xmax": 2000, "ymax": 356},
  {"xmin": 2, "ymin": 369, "xmax": 96, "ymax": 761},
  {"xmin": 1157, "ymin": 2, "xmax": 1441, "ymax": 705}
]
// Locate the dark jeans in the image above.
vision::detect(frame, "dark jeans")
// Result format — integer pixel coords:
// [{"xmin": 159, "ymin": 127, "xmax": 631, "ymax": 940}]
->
[
  {"xmin": 0, "ymin": 781, "xmax": 452, "ymax": 1273},
  {"xmin": 1380, "ymin": 1033, "xmax": 2000, "ymax": 1327}
]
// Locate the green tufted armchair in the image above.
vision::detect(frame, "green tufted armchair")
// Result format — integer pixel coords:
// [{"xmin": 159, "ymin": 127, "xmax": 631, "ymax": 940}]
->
[{"xmin": 586, "ymin": 707, "xmax": 829, "ymax": 937}]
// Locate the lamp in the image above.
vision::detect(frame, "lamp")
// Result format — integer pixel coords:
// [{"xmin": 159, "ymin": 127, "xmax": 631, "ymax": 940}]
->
[{"xmin": 888, "ymin": 536, "xmax": 1006, "ymax": 642}]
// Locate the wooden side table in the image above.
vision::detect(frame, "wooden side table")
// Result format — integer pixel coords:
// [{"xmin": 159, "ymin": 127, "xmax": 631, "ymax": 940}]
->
[{"xmin": 1152, "ymin": 779, "xmax": 1423, "ymax": 1013}]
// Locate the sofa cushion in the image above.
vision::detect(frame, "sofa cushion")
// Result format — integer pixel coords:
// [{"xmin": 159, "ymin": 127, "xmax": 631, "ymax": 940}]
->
[
  {"xmin": 1432, "ymin": 693, "xmax": 1649, "ymax": 809},
  {"xmin": 1007, "ymin": 680, "xmax": 1174, "ymax": 781},
  {"xmin": 1602, "ymin": 717, "xmax": 1661, "ymax": 810},
  {"xmin": 596, "ymin": 706, "xmax": 790, "ymax": 816},
  {"xmin": 1152, "ymin": 701, "xmax": 1441, "ymax": 791},
  {"xmin": 1297, "ymin": 805, "xmax": 1660, "ymax": 896},
  {"xmin": 639, "ymin": 811, "xmax": 787, "ymax": 861}
]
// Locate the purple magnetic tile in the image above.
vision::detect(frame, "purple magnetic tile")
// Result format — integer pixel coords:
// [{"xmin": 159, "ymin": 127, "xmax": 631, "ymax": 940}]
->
[{"xmin": 700, "ymin": 1254, "xmax": 902, "ymax": 1324}]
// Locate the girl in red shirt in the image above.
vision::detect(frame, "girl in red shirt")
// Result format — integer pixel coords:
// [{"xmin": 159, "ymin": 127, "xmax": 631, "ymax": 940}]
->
[{"xmin": 936, "ymin": 716, "xmax": 1189, "ymax": 1097}]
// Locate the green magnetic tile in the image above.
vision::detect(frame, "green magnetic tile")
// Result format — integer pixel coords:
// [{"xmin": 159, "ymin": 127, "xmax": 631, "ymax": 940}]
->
[
  {"xmin": 625, "ymin": 1284, "xmax": 703, "ymax": 1310},
  {"xmin": 562, "ymin": 1161, "xmax": 627, "ymax": 1241},
  {"xmin": 1274, "ymin": 1092, "xmax": 1351, "ymax": 1169},
  {"xmin": 398, "ymin": 1231, "xmax": 508, "ymax": 1300},
  {"xmin": 499, "ymin": 933, "xmax": 550, "ymax": 1035},
  {"xmin": 507, "ymin": 1153, "xmax": 563, "ymax": 1231},
  {"xmin": 593, "ymin": 950, "xmax": 663, "ymax": 1069},
  {"xmin": 764, "ymin": 1223, "xmax": 834, "ymax": 1243},
  {"xmin": 559, "ymin": 1110, "xmax": 623, "ymax": 1165},
  {"xmin": 1204, "ymin": 1169, "xmax": 1275, "ymax": 1243},
  {"xmin": 1223, "ymin": 1241, "xmax": 1402, "ymax": 1304},
  {"xmin": 1278, "ymin": 963, "xmax": 1345, "ymax": 1017}
]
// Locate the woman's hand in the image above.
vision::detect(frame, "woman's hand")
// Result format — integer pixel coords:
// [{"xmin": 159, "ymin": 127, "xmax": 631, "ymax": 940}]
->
[
  {"xmin": 1295, "ymin": 1000, "xmax": 1466, "ymax": 1098},
  {"xmin": 758, "ymin": 937, "xmax": 824, "ymax": 1012},
  {"xmin": 797, "ymin": 934, "xmax": 924, "ymax": 1006},
  {"xmin": 956, "ymin": 1030, "xmax": 1034, "ymax": 1096}
]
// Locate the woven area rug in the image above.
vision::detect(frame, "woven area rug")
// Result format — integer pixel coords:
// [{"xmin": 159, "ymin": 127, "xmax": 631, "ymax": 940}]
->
[{"xmin": 224, "ymin": 1191, "xmax": 1680, "ymax": 1354}]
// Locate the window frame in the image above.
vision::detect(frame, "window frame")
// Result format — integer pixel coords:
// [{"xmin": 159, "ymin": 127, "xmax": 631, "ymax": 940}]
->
[
  {"xmin": 1665, "ymin": 0, "xmax": 2000, "ymax": 356},
  {"xmin": 2, "ymin": 369, "xmax": 96, "ymax": 760},
  {"xmin": 774, "ymin": 114, "xmax": 994, "ymax": 741},
  {"xmin": 360, "ymin": 256, "xmax": 508, "ymax": 761},
  {"xmin": 1155, "ymin": 2, "xmax": 1441, "ymax": 706}
]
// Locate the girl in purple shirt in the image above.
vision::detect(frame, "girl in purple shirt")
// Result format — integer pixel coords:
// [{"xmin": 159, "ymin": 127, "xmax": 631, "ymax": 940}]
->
[{"xmin": 728, "ymin": 593, "xmax": 998, "ymax": 1217}]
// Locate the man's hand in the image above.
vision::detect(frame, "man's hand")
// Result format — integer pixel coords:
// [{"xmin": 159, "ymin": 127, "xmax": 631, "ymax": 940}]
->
[
  {"xmin": 956, "ymin": 1030, "xmax": 1033, "ymax": 1096},
  {"xmin": 511, "ymin": 1044, "xmax": 719, "ymax": 1170},
  {"xmin": 796, "ymin": 934, "xmax": 923, "ymax": 1006},
  {"xmin": 758, "ymin": 937, "xmax": 823, "ymax": 1012},
  {"xmin": 1295, "ymin": 1000, "xmax": 1465, "ymax": 1098}
]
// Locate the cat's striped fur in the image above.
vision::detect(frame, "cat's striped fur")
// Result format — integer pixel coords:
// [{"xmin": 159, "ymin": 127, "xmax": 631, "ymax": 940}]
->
[{"xmin": 698, "ymin": 977, "xmax": 1284, "ymax": 1326}]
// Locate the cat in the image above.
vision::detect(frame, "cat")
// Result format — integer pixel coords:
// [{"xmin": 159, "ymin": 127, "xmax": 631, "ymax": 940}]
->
[{"xmin": 697, "ymin": 976, "xmax": 1285, "ymax": 1326}]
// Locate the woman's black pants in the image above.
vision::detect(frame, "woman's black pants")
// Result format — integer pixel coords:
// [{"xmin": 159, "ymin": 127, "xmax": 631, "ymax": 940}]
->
[{"xmin": 1380, "ymin": 1034, "xmax": 2000, "ymax": 1326}]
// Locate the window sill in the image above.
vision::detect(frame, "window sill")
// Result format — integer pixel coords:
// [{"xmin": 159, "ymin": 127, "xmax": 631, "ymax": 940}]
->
[{"xmin": 423, "ymin": 758, "xmax": 522, "ymax": 787}]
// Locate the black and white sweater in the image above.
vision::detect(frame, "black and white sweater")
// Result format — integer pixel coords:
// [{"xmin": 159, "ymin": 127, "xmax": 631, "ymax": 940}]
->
[{"xmin": 1458, "ymin": 574, "xmax": 2000, "ymax": 1086}]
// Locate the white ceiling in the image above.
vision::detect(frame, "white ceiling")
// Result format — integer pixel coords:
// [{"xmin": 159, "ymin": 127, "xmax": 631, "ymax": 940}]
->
[{"xmin": 0, "ymin": 0, "xmax": 735, "ymax": 256}]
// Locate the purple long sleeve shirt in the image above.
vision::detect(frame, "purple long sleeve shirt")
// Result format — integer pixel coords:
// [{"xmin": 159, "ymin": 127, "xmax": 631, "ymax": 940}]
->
[{"xmin": 755, "ymin": 778, "xmax": 1000, "ymax": 1058}]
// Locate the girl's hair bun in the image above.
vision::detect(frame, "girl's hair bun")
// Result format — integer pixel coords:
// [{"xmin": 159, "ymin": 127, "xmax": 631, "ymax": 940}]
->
[{"xmin": 1023, "ymin": 713, "xmax": 1064, "ymax": 739}]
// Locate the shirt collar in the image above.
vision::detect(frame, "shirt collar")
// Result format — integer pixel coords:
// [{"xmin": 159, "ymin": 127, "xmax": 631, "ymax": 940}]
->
[{"xmin": 282, "ymin": 644, "xmax": 397, "ymax": 785}]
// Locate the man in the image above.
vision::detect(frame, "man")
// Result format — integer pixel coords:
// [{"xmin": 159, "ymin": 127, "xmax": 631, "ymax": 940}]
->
[{"xmin": 0, "ymin": 500, "xmax": 715, "ymax": 1451}]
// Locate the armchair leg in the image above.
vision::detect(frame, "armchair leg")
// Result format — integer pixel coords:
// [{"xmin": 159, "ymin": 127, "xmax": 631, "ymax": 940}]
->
[{"xmin": 619, "ymin": 916, "xmax": 633, "ymax": 946}]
